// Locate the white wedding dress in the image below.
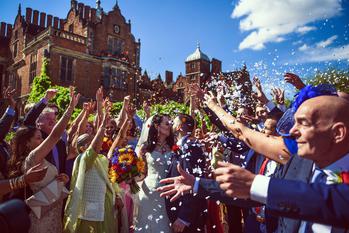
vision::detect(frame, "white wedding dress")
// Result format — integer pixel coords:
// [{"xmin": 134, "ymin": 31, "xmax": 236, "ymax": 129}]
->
[{"xmin": 135, "ymin": 150, "xmax": 172, "ymax": 233}]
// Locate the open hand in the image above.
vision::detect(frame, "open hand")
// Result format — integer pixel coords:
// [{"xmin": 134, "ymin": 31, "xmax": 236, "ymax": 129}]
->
[
  {"xmin": 284, "ymin": 73, "xmax": 305, "ymax": 90},
  {"xmin": 3, "ymin": 87, "xmax": 16, "ymax": 108},
  {"xmin": 44, "ymin": 89, "xmax": 58, "ymax": 101},
  {"xmin": 271, "ymin": 87, "xmax": 285, "ymax": 105},
  {"xmin": 157, "ymin": 164, "xmax": 195, "ymax": 202},
  {"xmin": 203, "ymin": 91, "xmax": 218, "ymax": 109},
  {"xmin": 69, "ymin": 86, "xmax": 80, "ymax": 109}
]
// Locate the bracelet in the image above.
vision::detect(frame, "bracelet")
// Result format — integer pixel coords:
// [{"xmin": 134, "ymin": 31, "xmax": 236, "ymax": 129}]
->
[
  {"xmin": 9, "ymin": 178, "xmax": 15, "ymax": 190},
  {"xmin": 18, "ymin": 175, "xmax": 26, "ymax": 188}
]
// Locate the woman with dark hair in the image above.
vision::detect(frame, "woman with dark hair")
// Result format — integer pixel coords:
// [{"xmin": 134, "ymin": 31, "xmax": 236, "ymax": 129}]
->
[
  {"xmin": 134, "ymin": 114, "xmax": 174, "ymax": 233},
  {"xmin": 7, "ymin": 87, "xmax": 80, "ymax": 233}
]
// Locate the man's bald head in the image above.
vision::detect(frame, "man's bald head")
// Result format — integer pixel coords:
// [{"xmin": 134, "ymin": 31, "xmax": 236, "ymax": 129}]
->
[
  {"xmin": 290, "ymin": 95, "xmax": 349, "ymax": 168},
  {"xmin": 305, "ymin": 95, "xmax": 349, "ymax": 126}
]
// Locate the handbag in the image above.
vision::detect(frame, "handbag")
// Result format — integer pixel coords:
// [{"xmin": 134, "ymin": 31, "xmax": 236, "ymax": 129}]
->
[{"xmin": 25, "ymin": 179, "xmax": 69, "ymax": 219}]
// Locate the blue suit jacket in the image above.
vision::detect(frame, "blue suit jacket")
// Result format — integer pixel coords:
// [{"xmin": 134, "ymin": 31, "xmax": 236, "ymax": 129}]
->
[
  {"xmin": 267, "ymin": 178, "xmax": 349, "ymax": 229},
  {"xmin": 266, "ymin": 155, "xmax": 314, "ymax": 233}
]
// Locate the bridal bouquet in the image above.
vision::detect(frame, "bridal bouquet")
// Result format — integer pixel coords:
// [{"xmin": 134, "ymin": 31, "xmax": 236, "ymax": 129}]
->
[{"xmin": 109, "ymin": 145, "xmax": 145, "ymax": 194}]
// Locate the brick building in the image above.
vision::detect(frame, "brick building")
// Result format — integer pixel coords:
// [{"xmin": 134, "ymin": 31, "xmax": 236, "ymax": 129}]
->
[
  {"xmin": 0, "ymin": 0, "xmax": 140, "ymax": 104},
  {"xmin": 0, "ymin": 1, "xmax": 252, "ymax": 109}
]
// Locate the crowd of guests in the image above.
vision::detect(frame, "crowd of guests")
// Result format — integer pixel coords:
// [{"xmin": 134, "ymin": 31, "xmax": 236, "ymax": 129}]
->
[{"xmin": 0, "ymin": 71, "xmax": 348, "ymax": 233}]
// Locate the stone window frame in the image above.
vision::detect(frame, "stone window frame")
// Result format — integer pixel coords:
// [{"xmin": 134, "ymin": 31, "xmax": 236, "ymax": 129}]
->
[
  {"xmin": 110, "ymin": 66, "xmax": 127, "ymax": 90},
  {"xmin": 59, "ymin": 55, "xmax": 75, "ymax": 83},
  {"xmin": 29, "ymin": 52, "xmax": 37, "ymax": 84},
  {"xmin": 107, "ymin": 35, "xmax": 125, "ymax": 57}
]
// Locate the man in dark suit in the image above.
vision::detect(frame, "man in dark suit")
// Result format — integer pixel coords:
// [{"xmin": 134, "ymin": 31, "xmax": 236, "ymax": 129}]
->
[
  {"xmin": 166, "ymin": 113, "xmax": 207, "ymax": 233},
  {"xmin": 24, "ymin": 89, "xmax": 68, "ymax": 176}
]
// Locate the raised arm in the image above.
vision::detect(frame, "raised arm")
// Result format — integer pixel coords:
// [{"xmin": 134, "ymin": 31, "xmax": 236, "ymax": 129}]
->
[
  {"xmin": 95, "ymin": 86, "xmax": 104, "ymax": 129},
  {"xmin": 252, "ymin": 76, "xmax": 269, "ymax": 105},
  {"xmin": 114, "ymin": 95, "xmax": 130, "ymax": 129},
  {"xmin": 89, "ymin": 108, "xmax": 109, "ymax": 154},
  {"xmin": 23, "ymin": 89, "xmax": 57, "ymax": 127},
  {"xmin": 204, "ymin": 92, "xmax": 290, "ymax": 164},
  {"xmin": 107, "ymin": 114, "xmax": 131, "ymax": 159},
  {"xmin": 31, "ymin": 87, "xmax": 80, "ymax": 164},
  {"xmin": 0, "ymin": 87, "xmax": 16, "ymax": 141}
]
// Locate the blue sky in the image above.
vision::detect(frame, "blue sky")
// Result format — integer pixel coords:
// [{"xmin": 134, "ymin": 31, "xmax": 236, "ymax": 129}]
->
[{"xmin": 1, "ymin": 0, "xmax": 348, "ymax": 97}]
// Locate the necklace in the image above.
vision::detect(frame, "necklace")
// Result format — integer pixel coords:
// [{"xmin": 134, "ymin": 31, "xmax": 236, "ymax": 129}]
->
[{"xmin": 156, "ymin": 142, "xmax": 168, "ymax": 154}]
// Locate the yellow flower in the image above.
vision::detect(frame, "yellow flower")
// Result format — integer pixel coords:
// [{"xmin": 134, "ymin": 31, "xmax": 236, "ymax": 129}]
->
[
  {"xmin": 118, "ymin": 148, "xmax": 126, "ymax": 153},
  {"xmin": 109, "ymin": 170, "xmax": 119, "ymax": 183},
  {"xmin": 137, "ymin": 159, "xmax": 146, "ymax": 173},
  {"xmin": 118, "ymin": 152, "xmax": 134, "ymax": 165}
]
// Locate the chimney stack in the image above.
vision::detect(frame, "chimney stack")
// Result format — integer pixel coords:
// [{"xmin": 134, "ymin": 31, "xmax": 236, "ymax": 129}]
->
[
  {"xmin": 59, "ymin": 19, "xmax": 65, "ymax": 30},
  {"xmin": 47, "ymin": 15, "xmax": 53, "ymax": 27},
  {"xmin": 25, "ymin": 8, "xmax": 32, "ymax": 24},
  {"xmin": 33, "ymin": 10, "xmax": 39, "ymax": 25},
  {"xmin": 84, "ymin": 6, "xmax": 91, "ymax": 19},
  {"xmin": 0, "ymin": 22, "xmax": 6, "ymax": 37},
  {"xmin": 53, "ymin": 17, "xmax": 59, "ymax": 28},
  {"xmin": 39, "ymin": 12, "xmax": 46, "ymax": 27},
  {"xmin": 90, "ymin": 8, "xmax": 96, "ymax": 22},
  {"xmin": 6, "ymin": 24, "xmax": 12, "ymax": 37},
  {"xmin": 165, "ymin": 71, "xmax": 173, "ymax": 85},
  {"xmin": 78, "ymin": 3, "xmax": 84, "ymax": 18}
]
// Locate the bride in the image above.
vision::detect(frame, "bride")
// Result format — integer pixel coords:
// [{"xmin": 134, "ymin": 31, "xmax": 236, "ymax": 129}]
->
[{"xmin": 134, "ymin": 114, "xmax": 174, "ymax": 233}]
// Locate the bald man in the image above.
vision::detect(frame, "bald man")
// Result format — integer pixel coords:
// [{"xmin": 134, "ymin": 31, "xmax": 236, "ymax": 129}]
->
[{"xmin": 213, "ymin": 96, "xmax": 349, "ymax": 232}]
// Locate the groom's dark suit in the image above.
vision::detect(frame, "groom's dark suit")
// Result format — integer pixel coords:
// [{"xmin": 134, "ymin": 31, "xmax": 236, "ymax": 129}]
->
[{"xmin": 165, "ymin": 136, "xmax": 207, "ymax": 233}]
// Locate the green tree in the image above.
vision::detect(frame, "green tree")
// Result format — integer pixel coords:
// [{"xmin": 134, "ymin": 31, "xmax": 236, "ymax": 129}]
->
[
  {"xmin": 308, "ymin": 68, "xmax": 349, "ymax": 92},
  {"xmin": 28, "ymin": 59, "xmax": 52, "ymax": 103},
  {"xmin": 28, "ymin": 58, "xmax": 74, "ymax": 116}
]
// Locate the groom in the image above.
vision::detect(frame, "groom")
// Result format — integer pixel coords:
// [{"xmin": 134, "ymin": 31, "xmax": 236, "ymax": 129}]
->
[{"xmin": 166, "ymin": 113, "xmax": 207, "ymax": 233}]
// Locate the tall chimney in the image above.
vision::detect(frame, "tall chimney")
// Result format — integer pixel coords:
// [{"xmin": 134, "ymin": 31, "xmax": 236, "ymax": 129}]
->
[
  {"xmin": 25, "ymin": 8, "xmax": 32, "ymax": 24},
  {"xmin": 47, "ymin": 15, "xmax": 53, "ymax": 27},
  {"xmin": 0, "ymin": 22, "xmax": 6, "ymax": 37},
  {"xmin": 90, "ymin": 9, "xmax": 96, "ymax": 22},
  {"xmin": 59, "ymin": 19, "xmax": 65, "ymax": 30},
  {"xmin": 78, "ymin": 3, "xmax": 84, "ymax": 18},
  {"xmin": 165, "ymin": 71, "xmax": 173, "ymax": 85},
  {"xmin": 53, "ymin": 17, "xmax": 59, "ymax": 28},
  {"xmin": 6, "ymin": 24, "xmax": 12, "ymax": 37},
  {"xmin": 33, "ymin": 10, "xmax": 39, "ymax": 25},
  {"xmin": 84, "ymin": 6, "xmax": 91, "ymax": 19},
  {"xmin": 39, "ymin": 12, "xmax": 46, "ymax": 27}
]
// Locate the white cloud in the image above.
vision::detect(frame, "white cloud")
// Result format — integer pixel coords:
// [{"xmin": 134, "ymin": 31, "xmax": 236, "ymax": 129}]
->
[
  {"xmin": 296, "ymin": 26, "xmax": 317, "ymax": 34},
  {"xmin": 292, "ymin": 43, "xmax": 349, "ymax": 63},
  {"xmin": 316, "ymin": 35, "xmax": 338, "ymax": 48},
  {"xmin": 298, "ymin": 44, "xmax": 309, "ymax": 51},
  {"xmin": 232, "ymin": 0, "xmax": 342, "ymax": 50}
]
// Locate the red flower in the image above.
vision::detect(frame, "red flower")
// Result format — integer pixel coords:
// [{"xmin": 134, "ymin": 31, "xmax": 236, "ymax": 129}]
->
[
  {"xmin": 341, "ymin": 171, "xmax": 349, "ymax": 184},
  {"xmin": 172, "ymin": 145, "xmax": 180, "ymax": 153}
]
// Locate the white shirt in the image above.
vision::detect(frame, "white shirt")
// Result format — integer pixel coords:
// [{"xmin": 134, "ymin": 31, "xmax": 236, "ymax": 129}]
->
[{"xmin": 250, "ymin": 153, "xmax": 349, "ymax": 233}]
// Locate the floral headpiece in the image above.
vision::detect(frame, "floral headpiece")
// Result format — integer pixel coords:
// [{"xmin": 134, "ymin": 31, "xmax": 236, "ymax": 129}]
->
[{"xmin": 291, "ymin": 84, "xmax": 338, "ymax": 113}]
